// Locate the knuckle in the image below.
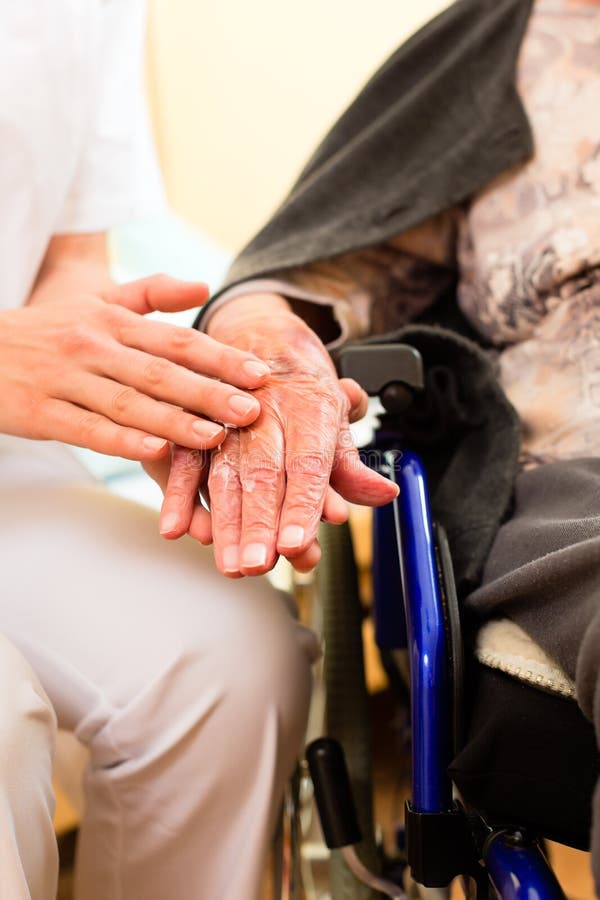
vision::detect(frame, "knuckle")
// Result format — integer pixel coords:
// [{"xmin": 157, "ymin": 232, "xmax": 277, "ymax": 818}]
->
[
  {"xmin": 173, "ymin": 446, "xmax": 203, "ymax": 471},
  {"xmin": 211, "ymin": 342, "xmax": 230, "ymax": 369},
  {"xmin": 107, "ymin": 304, "xmax": 133, "ymax": 337},
  {"xmin": 26, "ymin": 395, "xmax": 52, "ymax": 437},
  {"xmin": 104, "ymin": 304, "xmax": 134, "ymax": 344},
  {"xmin": 209, "ymin": 381, "xmax": 232, "ymax": 407},
  {"xmin": 104, "ymin": 301, "xmax": 128, "ymax": 324},
  {"xmin": 209, "ymin": 495, "xmax": 238, "ymax": 520},
  {"xmin": 143, "ymin": 356, "xmax": 171, "ymax": 387},
  {"xmin": 171, "ymin": 454, "xmax": 204, "ymax": 485},
  {"xmin": 208, "ymin": 459, "xmax": 238, "ymax": 494},
  {"xmin": 243, "ymin": 510, "xmax": 277, "ymax": 532},
  {"xmin": 59, "ymin": 323, "xmax": 97, "ymax": 356},
  {"xmin": 241, "ymin": 458, "xmax": 282, "ymax": 495},
  {"xmin": 163, "ymin": 488, "xmax": 193, "ymax": 508},
  {"xmin": 244, "ymin": 470, "xmax": 280, "ymax": 495},
  {"xmin": 245, "ymin": 443, "xmax": 283, "ymax": 472},
  {"xmin": 160, "ymin": 405, "xmax": 184, "ymax": 433},
  {"xmin": 287, "ymin": 468, "xmax": 327, "ymax": 510},
  {"xmin": 77, "ymin": 410, "xmax": 104, "ymax": 441},
  {"xmin": 110, "ymin": 385, "xmax": 139, "ymax": 416},
  {"xmin": 284, "ymin": 498, "xmax": 321, "ymax": 522},
  {"xmin": 286, "ymin": 450, "xmax": 329, "ymax": 478},
  {"xmin": 167, "ymin": 326, "xmax": 196, "ymax": 352}
]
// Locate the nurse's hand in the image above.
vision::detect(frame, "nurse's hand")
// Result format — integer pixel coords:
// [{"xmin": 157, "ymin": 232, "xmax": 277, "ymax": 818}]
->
[
  {"xmin": 0, "ymin": 275, "xmax": 270, "ymax": 460},
  {"xmin": 151, "ymin": 292, "xmax": 398, "ymax": 576}
]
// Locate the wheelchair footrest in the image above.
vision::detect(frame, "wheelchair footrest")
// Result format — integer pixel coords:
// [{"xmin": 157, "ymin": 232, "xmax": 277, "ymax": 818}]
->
[{"xmin": 405, "ymin": 801, "xmax": 479, "ymax": 887}]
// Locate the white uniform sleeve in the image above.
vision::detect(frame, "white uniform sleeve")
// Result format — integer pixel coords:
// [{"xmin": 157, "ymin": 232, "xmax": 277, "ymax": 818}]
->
[{"xmin": 55, "ymin": 0, "xmax": 166, "ymax": 234}]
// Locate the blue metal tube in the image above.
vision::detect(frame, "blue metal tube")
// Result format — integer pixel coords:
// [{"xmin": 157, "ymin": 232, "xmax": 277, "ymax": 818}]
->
[
  {"xmin": 372, "ymin": 476, "xmax": 407, "ymax": 651},
  {"xmin": 365, "ymin": 440, "xmax": 568, "ymax": 898},
  {"xmin": 485, "ymin": 834, "xmax": 567, "ymax": 900},
  {"xmin": 388, "ymin": 450, "xmax": 452, "ymax": 813}
]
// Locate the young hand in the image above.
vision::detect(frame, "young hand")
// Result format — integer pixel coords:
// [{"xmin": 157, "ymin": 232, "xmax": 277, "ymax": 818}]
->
[{"xmin": 0, "ymin": 275, "xmax": 270, "ymax": 460}]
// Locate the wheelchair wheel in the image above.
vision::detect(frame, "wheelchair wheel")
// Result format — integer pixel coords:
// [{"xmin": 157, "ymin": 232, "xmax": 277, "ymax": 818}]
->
[
  {"xmin": 317, "ymin": 521, "xmax": 379, "ymax": 900},
  {"xmin": 270, "ymin": 766, "xmax": 304, "ymax": 900}
]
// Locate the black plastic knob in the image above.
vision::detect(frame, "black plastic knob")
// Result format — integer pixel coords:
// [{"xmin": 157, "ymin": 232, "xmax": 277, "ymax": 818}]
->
[{"xmin": 306, "ymin": 737, "xmax": 362, "ymax": 849}]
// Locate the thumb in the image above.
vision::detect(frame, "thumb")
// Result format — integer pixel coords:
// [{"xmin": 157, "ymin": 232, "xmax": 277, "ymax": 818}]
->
[
  {"xmin": 339, "ymin": 377, "xmax": 369, "ymax": 423},
  {"xmin": 103, "ymin": 274, "xmax": 209, "ymax": 315}
]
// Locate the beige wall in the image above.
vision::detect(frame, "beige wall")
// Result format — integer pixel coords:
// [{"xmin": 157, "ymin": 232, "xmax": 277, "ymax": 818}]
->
[{"xmin": 147, "ymin": 0, "xmax": 452, "ymax": 253}]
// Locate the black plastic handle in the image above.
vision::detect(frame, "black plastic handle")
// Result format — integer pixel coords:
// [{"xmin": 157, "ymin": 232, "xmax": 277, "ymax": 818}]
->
[
  {"xmin": 306, "ymin": 737, "xmax": 362, "ymax": 849},
  {"xmin": 336, "ymin": 343, "xmax": 424, "ymax": 396}
]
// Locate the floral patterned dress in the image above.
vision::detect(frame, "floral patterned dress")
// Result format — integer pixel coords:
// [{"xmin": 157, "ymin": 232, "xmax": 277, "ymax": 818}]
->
[{"xmin": 275, "ymin": 0, "xmax": 600, "ymax": 467}]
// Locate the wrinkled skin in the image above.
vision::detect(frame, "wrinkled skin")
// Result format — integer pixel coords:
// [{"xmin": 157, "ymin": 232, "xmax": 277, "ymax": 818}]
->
[{"xmin": 148, "ymin": 293, "xmax": 398, "ymax": 576}]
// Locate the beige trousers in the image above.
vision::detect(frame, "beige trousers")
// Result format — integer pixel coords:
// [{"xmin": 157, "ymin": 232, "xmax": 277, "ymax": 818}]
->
[
  {"xmin": 0, "ymin": 439, "xmax": 317, "ymax": 900},
  {"xmin": 0, "ymin": 634, "xmax": 57, "ymax": 900}
]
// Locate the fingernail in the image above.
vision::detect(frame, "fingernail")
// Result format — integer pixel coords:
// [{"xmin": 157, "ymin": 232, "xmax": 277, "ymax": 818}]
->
[
  {"xmin": 243, "ymin": 360, "xmax": 270, "ymax": 379},
  {"xmin": 192, "ymin": 420, "xmax": 223, "ymax": 440},
  {"xmin": 160, "ymin": 513, "xmax": 180, "ymax": 535},
  {"xmin": 222, "ymin": 544, "xmax": 240, "ymax": 573},
  {"xmin": 143, "ymin": 436, "xmax": 168, "ymax": 452},
  {"xmin": 241, "ymin": 542, "xmax": 267, "ymax": 568},
  {"xmin": 279, "ymin": 525, "xmax": 305, "ymax": 549},
  {"xmin": 228, "ymin": 395, "xmax": 259, "ymax": 417}
]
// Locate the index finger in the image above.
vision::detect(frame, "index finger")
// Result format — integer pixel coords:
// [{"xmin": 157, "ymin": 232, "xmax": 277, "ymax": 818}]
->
[
  {"xmin": 103, "ymin": 274, "xmax": 209, "ymax": 315},
  {"xmin": 115, "ymin": 311, "xmax": 271, "ymax": 390}
]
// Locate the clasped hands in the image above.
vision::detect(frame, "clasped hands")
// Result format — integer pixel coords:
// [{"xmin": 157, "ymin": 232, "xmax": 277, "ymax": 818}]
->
[
  {"xmin": 2, "ymin": 268, "xmax": 396, "ymax": 578},
  {"xmin": 146, "ymin": 291, "xmax": 398, "ymax": 578}
]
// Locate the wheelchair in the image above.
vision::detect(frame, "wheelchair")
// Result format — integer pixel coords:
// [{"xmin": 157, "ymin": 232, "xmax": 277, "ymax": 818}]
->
[{"xmin": 277, "ymin": 342, "xmax": 599, "ymax": 900}]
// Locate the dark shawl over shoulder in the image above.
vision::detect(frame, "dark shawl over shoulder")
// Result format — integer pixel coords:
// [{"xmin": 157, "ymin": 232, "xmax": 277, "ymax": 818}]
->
[
  {"xmin": 196, "ymin": 0, "xmax": 534, "ymax": 593},
  {"xmin": 199, "ymin": 0, "xmax": 533, "ymax": 297}
]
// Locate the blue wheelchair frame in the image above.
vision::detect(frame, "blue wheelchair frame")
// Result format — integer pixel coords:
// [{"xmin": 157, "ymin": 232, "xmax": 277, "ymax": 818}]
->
[
  {"xmin": 371, "ymin": 440, "xmax": 566, "ymax": 898},
  {"xmin": 308, "ymin": 343, "xmax": 570, "ymax": 900}
]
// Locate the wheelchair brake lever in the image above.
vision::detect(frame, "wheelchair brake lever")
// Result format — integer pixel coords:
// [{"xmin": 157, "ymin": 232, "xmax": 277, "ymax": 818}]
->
[
  {"xmin": 340, "ymin": 846, "xmax": 406, "ymax": 900},
  {"xmin": 306, "ymin": 738, "xmax": 406, "ymax": 900}
]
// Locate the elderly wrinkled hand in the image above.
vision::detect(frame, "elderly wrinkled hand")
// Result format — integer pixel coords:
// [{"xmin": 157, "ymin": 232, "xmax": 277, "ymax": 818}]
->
[{"xmin": 152, "ymin": 292, "xmax": 398, "ymax": 577}]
